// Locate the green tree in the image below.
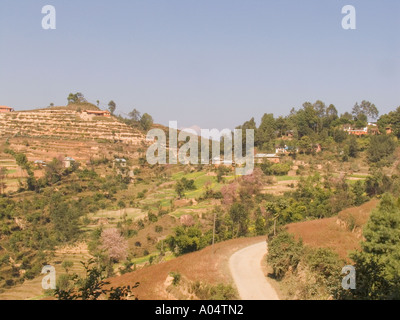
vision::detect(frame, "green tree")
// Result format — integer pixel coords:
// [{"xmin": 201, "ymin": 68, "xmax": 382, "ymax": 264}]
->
[
  {"xmin": 354, "ymin": 113, "xmax": 368, "ymax": 128},
  {"xmin": 340, "ymin": 112, "xmax": 354, "ymax": 123},
  {"xmin": 378, "ymin": 106, "xmax": 400, "ymax": 138},
  {"xmin": 367, "ymin": 135, "xmax": 396, "ymax": 164},
  {"xmin": 166, "ymin": 226, "xmax": 205, "ymax": 255},
  {"xmin": 175, "ymin": 180, "xmax": 186, "ymax": 199},
  {"xmin": 129, "ymin": 108, "xmax": 141, "ymax": 122},
  {"xmin": 236, "ymin": 117, "xmax": 257, "ymax": 151},
  {"xmin": 352, "ymin": 100, "xmax": 379, "ymax": 121},
  {"xmin": 67, "ymin": 92, "xmax": 86, "ymax": 105},
  {"xmin": 352, "ymin": 180, "xmax": 367, "ymax": 206},
  {"xmin": 50, "ymin": 194, "xmax": 80, "ymax": 242},
  {"xmin": 44, "ymin": 158, "xmax": 64, "ymax": 185},
  {"xmin": 350, "ymin": 194, "xmax": 400, "ymax": 299},
  {"xmin": 365, "ymin": 170, "xmax": 392, "ymax": 197},
  {"xmin": 347, "ymin": 135, "xmax": 359, "ymax": 158},
  {"xmin": 255, "ymin": 213, "xmax": 266, "ymax": 236},
  {"xmin": 325, "ymin": 104, "xmax": 339, "ymax": 125},
  {"xmin": 267, "ymin": 232, "xmax": 303, "ymax": 279},
  {"xmin": 304, "ymin": 248, "xmax": 343, "ymax": 298},
  {"xmin": 139, "ymin": 113, "xmax": 153, "ymax": 131},
  {"xmin": 294, "ymin": 102, "xmax": 318, "ymax": 137},
  {"xmin": 256, "ymin": 113, "xmax": 276, "ymax": 151},
  {"xmin": 174, "ymin": 177, "xmax": 196, "ymax": 199},
  {"xmin": 6, "ymin": 150, "xmax": 36, "ymax": 191},
  {"xmin": 108, "ymin": 100, "xmax": 116, "ymax": 115},
  {"xmin": 298, "ymin": 136, "xmax": 313, "ymax": 154},
  {"xmin": 229, "ymin": 203, "xmax": 249, "ymax": 237},
  {"xmin": 67, "ymin": 93, "xmax": 77, "ymax": 104},
  {"xmin": 275, "ymin": 116, "xmax": 288, "ymax": 137}
]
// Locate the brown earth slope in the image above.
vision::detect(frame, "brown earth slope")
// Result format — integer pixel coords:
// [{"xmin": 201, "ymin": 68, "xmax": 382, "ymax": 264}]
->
[
  {"xmin": 286, "ymin": 199, "xmax": 379, "ymax": 260},
  {"xmin": 107, "ymin": 236, "xmax": 267, "ymax": 300}
]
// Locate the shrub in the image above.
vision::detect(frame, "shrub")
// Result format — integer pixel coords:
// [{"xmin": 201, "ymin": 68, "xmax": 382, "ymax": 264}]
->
[
  {"xmin": 54, "ymin": 259, "xmax": 139, "ymax": 300},
  {"xmin": 170, "ymin": 272, "xmax": 181, "ymax": 286},
  {"xmin": 62, "ymin": 260, "xmax": 74, "ymax": 273},
  {"xmin": 57, "ymin": 274, "xmax": 74, "ymax": 291},
  {"xmin": 260, "ymin": 162, "xmax": 291, "ymax": 176},
  {"xmin": 165, "ymin": 226, "xmax": 205, "ymax": 255},
  {"xmin": 148, "ymin": 212, "xmax": 158, "ymax": 223},
  {"xmin": 190, "ymin": 281, "xmax": 238, "ymax": 300},
  {"xmin": 304, "ymin": 248, "xmax": 343, "ymax": 296},
  {"xmin": 267, "ymin": 232, "xmax": 303, "ymax": 279}
]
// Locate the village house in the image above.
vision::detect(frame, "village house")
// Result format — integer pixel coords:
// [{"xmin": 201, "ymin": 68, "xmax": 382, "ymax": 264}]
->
[
  {"xmin": 275, "ymin": 145, "xmax": 299, "ymax": 154},
  {"xmin": 83, "ymin": 110, "xmax": 111, "ymax": 117},
  {"xmin": 113, "ymin": 158, "xmax": 127, "ymax": 168},
  {"xmin": 211, "ymin": 156, "xmax": 235, "ymax": 168},
  {"xmin": 63, "ymin": 157, "xmax": 75, "ymax": 168},
  {"xmin": 254, "ymin": 153, "xmax": 280, "ymax": 164},
  {"xmin": 0, "ymin": 106, "xmax": 14, "ymax": 113},
  {"xmin": 343, "ymin": 123, "xmax": 382, "ymax": 136},
  {"xmin": 343, "ymin": 125, "xmax": 368, "ymax": 136},
  {"xmin": 34, "ymin": 160, "xmax": 47, "ymax": 168},
  {"xmin": 275, "ymin": 146, "xmax": 287, "ymax": 154}
]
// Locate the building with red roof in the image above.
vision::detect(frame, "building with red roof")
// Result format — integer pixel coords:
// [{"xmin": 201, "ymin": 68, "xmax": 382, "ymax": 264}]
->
[{"xmin": 0, "ymin": 106, "xmax": 14, "ymax": 113}]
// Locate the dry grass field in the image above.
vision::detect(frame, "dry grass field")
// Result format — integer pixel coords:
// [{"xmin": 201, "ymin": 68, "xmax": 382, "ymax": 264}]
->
[
  {"xmin": 286, "ymin": 199, "xmax": 379, "ymax": 260},
  {"xmin": 0, "ymin": 243, "xmax": 91, "ymax": 300},
  {"xmin": 107, "ymin": 236, "xmax": 267, "ymax": 300}
]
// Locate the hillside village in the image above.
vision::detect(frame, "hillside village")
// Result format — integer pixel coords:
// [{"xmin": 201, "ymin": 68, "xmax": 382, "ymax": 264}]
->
[{"xmin": 0, "ymin": 98, "xmax": 400, "ymax": 300}]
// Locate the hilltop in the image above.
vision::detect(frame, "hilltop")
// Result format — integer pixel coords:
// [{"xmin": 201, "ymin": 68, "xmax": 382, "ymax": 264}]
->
[
  {"xmin": 0, "ymin": 104, "xmax": 145, "ymax": 143},
  {"xmin": 0, "ymin": 104, "xmax": 152, "ymax": 192}
]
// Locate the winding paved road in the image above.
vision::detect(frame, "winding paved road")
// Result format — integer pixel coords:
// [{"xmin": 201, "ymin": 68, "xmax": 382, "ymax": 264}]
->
[{"xmin": 229, "ymin": 241, "xmax": 279, "ymax": 300}]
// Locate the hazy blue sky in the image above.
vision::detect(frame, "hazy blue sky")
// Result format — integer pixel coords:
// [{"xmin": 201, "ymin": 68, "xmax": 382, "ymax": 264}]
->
[{"xmin": 0, "ymin": 0, "xmax": 399, "ymax": 130}]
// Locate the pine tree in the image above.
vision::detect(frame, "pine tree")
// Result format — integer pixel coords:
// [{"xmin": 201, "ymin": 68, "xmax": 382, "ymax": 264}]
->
[{"xmin": 351, "ymin": 194, "xmax": 400, "ymax": 299}]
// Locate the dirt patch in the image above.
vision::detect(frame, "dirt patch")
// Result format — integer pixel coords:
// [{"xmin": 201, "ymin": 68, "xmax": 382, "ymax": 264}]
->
[
  {"xmin": 174, "ymin": 199, "xmax": 197, "ymax": 208},
  {"xmin": 128, "ymin": 215, "xmax": 179, "ymax": 257},
  {"xmin": 108, "ymin": 236, "xmax": 267, "ymax": 300},
  {"xmin": 286, "ymin": 199, "xmax": 379, "ymax": 261}
]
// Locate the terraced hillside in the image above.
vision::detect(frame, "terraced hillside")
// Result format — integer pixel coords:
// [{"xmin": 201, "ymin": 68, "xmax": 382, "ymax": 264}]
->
[{"xmin": 0, "ymin": 107, "xmax": 145, "ymax": 144}]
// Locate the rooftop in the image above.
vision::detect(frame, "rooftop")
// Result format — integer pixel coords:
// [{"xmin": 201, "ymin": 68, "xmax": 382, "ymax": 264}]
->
[{"xmin": 255, "ymin": 153, "xmax": 279, "ymax": 158}]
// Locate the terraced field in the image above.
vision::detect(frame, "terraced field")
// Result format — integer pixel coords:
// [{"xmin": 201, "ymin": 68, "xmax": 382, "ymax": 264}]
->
[
  {"xmin": 0, "ymin": 109, "xmax": 145, "ymax": 144},
  {"xmin": 0, "ymin": 244, "xmax": 91, "ymax": 300}
]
